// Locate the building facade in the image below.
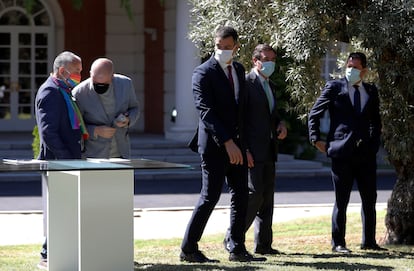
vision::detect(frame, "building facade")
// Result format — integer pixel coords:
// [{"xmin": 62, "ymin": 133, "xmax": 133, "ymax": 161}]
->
[{"xmin": 0, "ymin": 0, "xmax": 198, "ymax": 141}]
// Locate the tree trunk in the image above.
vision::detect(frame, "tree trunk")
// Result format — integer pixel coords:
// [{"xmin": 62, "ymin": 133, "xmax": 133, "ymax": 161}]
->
[{"xmin": 384, "ymin": 166, "xmax": 414, "ymax": 244}]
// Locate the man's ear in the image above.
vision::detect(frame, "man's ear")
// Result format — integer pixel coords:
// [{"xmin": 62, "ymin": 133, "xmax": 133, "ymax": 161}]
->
[
  {"xmin": 58, "ymin": 66, "xmax": 66, "ymax": 78},
  {"xmin": 360, "ymin": 67, "xmax": 368, "ymax": 78}
]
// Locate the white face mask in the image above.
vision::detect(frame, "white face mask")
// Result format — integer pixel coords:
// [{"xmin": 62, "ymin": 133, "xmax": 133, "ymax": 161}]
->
[
  {"xmin": 345, "ymin": 67, "xmax": 361, "ymax": 85},
  {"xmin": 215, "ymin": 49, "xmax": 234, "ymax": 65}
]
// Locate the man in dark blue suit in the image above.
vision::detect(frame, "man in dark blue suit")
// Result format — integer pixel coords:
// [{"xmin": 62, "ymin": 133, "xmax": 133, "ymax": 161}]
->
[
  {"xmin": 35, "ymin": 51, "xmax": 85, "ymax": 269},
  {"xmin": 243, "ymin": 44, "xmax": 287, "ymax": 254},
  {"xmin": 36, "ymin": 51, "xmax": 85, "ymax": 160},
  {"xmin": 308, "ymin": 52, "xmax": 383, "ymax": 253},
  {"xmin": 181, "ymin": 26, "xmax": 255, "ymax": 262}
]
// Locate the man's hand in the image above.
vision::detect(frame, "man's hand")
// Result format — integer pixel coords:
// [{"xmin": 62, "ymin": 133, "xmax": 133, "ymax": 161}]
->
[
  {"xmin": 277, "ymin": 122, "xmax": 287, "ymax": 140},
  {"xmin": 314, "ymin": 140, "xmax": 327, "ymax": 153},
  {"xmin": 94, "ymin": 126, "xmax": 116, "ymax": 139},
  {"xmin": 246, "ymin": 150, "xmax": 254, "ymax": 168},
  {"xmin": 224, "ymin": 139, "xmax": 243, "ymax": 165},
  {"xmin": 114, "ymin": 113, "xmax": 130, "ymax": 128}
]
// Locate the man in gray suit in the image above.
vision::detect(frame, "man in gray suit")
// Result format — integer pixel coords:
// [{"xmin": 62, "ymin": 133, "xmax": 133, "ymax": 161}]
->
[
  {"xmin": 72, "ymin": 58, "xmax": 139, "ymax": 158},
  {"xmin": 237, "ymin": 44, "xmax": 287, "ymax": 254}
]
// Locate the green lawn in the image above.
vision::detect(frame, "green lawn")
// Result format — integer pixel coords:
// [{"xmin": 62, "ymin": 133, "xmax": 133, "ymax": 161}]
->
[{"xmin": 1, "ymin": 210, "xmax": 413, "ymax": 271}]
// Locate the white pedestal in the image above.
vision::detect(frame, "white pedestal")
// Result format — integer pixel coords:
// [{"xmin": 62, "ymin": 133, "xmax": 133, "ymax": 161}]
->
[{"xmin": 47, "ymin": 169, "xmax": 134, "ymax": 271}]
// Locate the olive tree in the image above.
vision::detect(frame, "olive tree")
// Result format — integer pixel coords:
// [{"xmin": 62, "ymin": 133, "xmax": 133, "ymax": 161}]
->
[{"xmin": 188, "ymin": 0, "xmax": 414, "ymax": 244}]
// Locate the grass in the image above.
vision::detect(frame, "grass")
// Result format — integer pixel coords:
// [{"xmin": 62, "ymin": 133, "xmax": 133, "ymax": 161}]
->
[{"xmin": 1, "ymin": 210, "xmax": 413, "ymax": 271}]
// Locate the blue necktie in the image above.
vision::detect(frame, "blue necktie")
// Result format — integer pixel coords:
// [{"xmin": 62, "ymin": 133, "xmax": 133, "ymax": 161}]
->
[
  {"xmin": 353, "ymin": 85, "xmax": 361, "ymax": 113},
  {"xmin": 263, "ymin": 80, "xmax": 274, "ymax": 111}
]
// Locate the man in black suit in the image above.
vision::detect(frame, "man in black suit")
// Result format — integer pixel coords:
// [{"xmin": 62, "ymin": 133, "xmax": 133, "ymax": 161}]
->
[
  {"xmin": 180, "ymin": 26, "xmax": 255, "ymax": 263},
  {"xmin": 308, "ymin": 52, "xmax": 383, "ymax": 253},
  {"xmin": 225, "ymin": 44, "xmax": 287, "ymax": 255}
]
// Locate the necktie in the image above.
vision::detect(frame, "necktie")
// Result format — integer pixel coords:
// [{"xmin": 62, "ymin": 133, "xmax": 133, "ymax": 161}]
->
[
  {"xmin": 263, "ymin": 80, "xmax": 274, "ymax": 111},
  {"xmin": 353, "ymin": 85, "xmax": 361, "ymax": 113},
  {"xmin": 227, "ymin": 65, "xmax": 237, "ymax": 102}
]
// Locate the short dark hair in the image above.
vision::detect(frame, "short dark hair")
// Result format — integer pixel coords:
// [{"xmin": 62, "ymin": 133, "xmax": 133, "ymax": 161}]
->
[
  {"xmin": 215, "ymin": 26, "xmax": 238, "ymax": 43},
  {"xmin": 252, "ymin": 44, "xmax": 276, "ymax": 60},
  {"xmin": 348, "ymin": 52, "xmax": 367, "ymax": 68}
]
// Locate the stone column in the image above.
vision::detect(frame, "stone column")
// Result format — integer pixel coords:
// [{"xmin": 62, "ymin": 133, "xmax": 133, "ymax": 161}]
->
[{"xmin": 165, "ymin": 0, "xmax": 199, "ymax": 142}]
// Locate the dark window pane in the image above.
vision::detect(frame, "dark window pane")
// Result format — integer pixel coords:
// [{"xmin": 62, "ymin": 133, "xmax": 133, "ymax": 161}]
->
[
  {"xmin": 34, "ymin": 11, "xmax": 50, "ymax": 26},
  {"xmin": 0, "ymin": 105, "xmax": 10, "ymax": 119},
  {"xmin": 19, "ymin": 91, "xmax": 31, "ymax": 103},
  {"xmin": 0, "ymin": 63, "xmax": 11, "ymax": 75},
  {"xmin": 19, "ymin": 77, "xmax": 31, "ymax": 89},
  {"xmin": 0, "ymin": 48, "xmax": 11, "ymax": 60},
  {"xmin": 35, "ymin": 76, "xmax": 48, "ymax": 89},
  {"xmin": 0, "ymin": 90, "xmax": 10, "ymax": 103},
  {"xmin": 0, "ymin": 77, "xmax": 10, "ymax": 87},
  {"xmin": 18, "ymin": 105, "xmax": 32, "ymax": 116},
  {"xmin": 3, "ymin": 0, "xmax": 14, "ymax": 8},
  {"xmin": 35, "ymin": 33, "xmax": 48, "ymax": 46},
  {"xmin": 35, "ymin": 62, "xmax": 47, "ymax": 74},
  {"xmin": 0, "ymin": 10, "xmax": 29, "ymax": 25},
  {"xmin": 19, "ymin": 62, "xmax": 31, "ymax": 75},
  {"xmin": 31, "ymin": 0, "xmax": 45, "ymax": 14},
  {"xmin": 19, "ymin": 48, "xmax": 31, "ymax": 60},
  {"xmin": 19, "ymin": 33, "xmax": 31, "ymax": 46},
  {"xmin": 0, "ymin": 33, "xmax": 11, "ymax": 45},
  {"xmin": 35, "ymin": 48, "xmax": 47, "ymax": 60}
]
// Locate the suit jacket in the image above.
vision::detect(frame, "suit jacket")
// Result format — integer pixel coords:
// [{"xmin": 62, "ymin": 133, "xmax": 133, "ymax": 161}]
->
[
  {"xmin": 190, "ymin": 55, "xmax": 246, "ymax": 155},
  {"xmin": 308, "ymin": 78, "xmax": 381, "ymax": 159},
  {"xmin": 244, "ymin": 71, "xmax": 282, "ymax": 162},
  {"xmin": 72, "ymin": 74, "xmax": 139, "ymax": 158},
  {"xmin": 35, "ymin": 76, "xmax": 82, "ymax": 159}
]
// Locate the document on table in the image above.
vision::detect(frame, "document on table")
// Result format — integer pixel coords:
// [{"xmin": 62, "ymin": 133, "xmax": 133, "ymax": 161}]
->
[
  {"xmin": 2, "ymin": 158, "xmax": 48, "ymax": 165},
  {"xmin": 86, "ymin": 158, "xmax": 131, "ymax": 163}
]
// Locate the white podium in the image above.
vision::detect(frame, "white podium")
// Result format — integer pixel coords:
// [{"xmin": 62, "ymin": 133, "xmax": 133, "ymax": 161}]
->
[
  {"xmin": 47, "ymin": 161, "xmax": 134, "ymax": 271},
  {"xmin": 0, "ymin": 158, "xmax": 190, "ymax": 270}
]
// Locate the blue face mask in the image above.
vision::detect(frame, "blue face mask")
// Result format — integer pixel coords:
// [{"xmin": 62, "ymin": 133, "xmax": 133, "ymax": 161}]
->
[
  {"xmin": 345, "ymin": 67, "xmax": 361, "ymax": 85},
  {"xmin": 260, "ymin": 61, "xmax": 275, "ymax": 78}
]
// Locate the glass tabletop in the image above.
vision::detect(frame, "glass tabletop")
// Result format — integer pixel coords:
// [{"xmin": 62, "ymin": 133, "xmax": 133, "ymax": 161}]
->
[{"xmin": 0, "ymin": 158, "xmax": 191, "ymax": 172}]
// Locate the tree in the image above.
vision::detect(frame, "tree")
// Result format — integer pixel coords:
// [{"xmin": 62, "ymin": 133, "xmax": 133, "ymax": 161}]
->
[{"xmin": 188, "ymin": 0, "xmax": 414, "ymax": 244}]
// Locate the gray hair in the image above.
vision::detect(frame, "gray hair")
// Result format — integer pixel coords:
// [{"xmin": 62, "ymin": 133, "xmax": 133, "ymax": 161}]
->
[{"xmin": 53, "ymin": 51, "xmax": 81, "ymax": 73}]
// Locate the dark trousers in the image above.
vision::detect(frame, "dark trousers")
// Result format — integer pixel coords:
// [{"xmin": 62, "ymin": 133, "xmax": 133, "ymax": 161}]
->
[
  {"xmin": 181, "ymin": 151, "xmax": 248, "ymax": 254},
  {"xmin": 245, "ymin": 161, "xmax": 275, "ymax": 251},
  {"xmin": 331, "ymin": 154, "xmax": 378, "ymax": 247}
]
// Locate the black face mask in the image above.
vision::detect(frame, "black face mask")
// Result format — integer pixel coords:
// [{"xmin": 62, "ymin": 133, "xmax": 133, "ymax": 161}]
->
[{"xmin": 93, "ymin": 83, "xmax": 110, "ymax": 94}]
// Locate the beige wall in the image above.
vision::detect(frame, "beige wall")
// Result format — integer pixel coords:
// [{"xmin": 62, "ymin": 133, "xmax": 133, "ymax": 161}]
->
[{"xmin": 105, "ymin": 0, "xmax": 145, "ymax": 132}]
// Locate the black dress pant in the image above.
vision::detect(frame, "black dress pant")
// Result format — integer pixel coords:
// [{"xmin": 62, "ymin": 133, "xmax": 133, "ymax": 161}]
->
[
  {"xmin": 331, "ymin": 153, "xmax": 378, "ymax": 247},
  {"xmin": 245, "ymin": 161, "xmax": 275, "ymax": 251},
  {"xmin": 181, "ymin": 151, "xmax": 248, "ymax": 254}
]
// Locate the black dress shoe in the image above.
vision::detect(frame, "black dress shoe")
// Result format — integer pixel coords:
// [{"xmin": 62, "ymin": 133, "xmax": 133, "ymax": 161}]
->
[
  {"xmin": 255, "ymin": 247, "xmax": 281, "ymax": 255},
  {"xmin": 332, "ymin": 245, "xmax": 351, "ymax": 254},
  {"xmin": 229, "ymin": 251, "xmax": 266, "ymax": 262},
  {"xmin": 180, "ymin": 250, "xmax": 219, "ymax": 263},
  {"xmin": 361, "ymin": 244, "xmax": 387, "ymax": 251}
]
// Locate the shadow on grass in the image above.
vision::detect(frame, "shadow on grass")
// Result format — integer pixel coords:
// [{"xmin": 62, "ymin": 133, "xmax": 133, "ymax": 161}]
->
[
  {"xmin": 134, "ymin": 263, "xmax": 261, "ymax": 271},
  {"xmin": 278, "ymin": 260, "xmax": 392, "ymax": 271},
  {"xmin": 312, "ymin": 249, "xmax": 414, "ymax": 260}
]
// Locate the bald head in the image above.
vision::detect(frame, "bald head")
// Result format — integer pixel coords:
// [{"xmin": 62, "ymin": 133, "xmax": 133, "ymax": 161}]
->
[{"xmin": 90, "ymin": 58, "xmax": 114, "ymax": 84}]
